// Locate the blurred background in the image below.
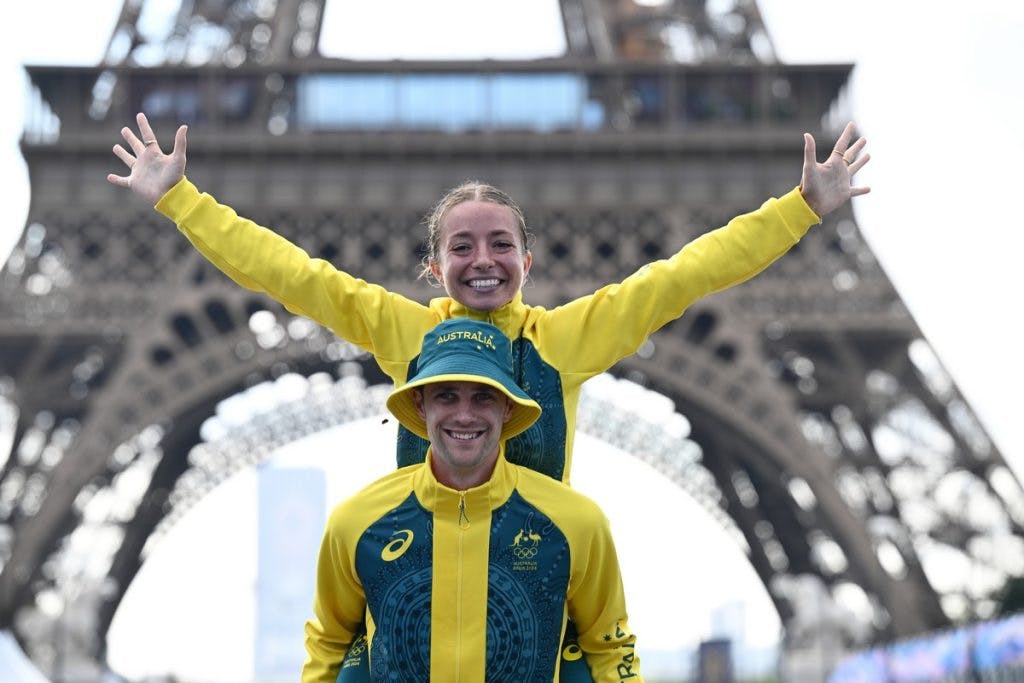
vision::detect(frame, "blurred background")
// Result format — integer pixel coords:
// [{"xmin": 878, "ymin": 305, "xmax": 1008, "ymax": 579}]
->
[{"xmin": 1, "ymin": 1, "xmax": 1023, "ymax": 681}]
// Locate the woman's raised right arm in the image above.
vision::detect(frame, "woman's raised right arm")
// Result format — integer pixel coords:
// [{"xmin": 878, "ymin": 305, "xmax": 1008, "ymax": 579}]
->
[{"xmin": 107, "ymin": 113, "xmax": 434, "ymax": 354}]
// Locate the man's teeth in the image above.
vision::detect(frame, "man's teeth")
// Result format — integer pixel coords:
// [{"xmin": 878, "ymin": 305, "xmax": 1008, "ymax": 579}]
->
[
  {"xmin": 448, "ymin": 431, "xmax": 482, "ymax": 440},
  {"xmin": 469, "ymin": 279, "xmax": 500, "ymax": 288}
]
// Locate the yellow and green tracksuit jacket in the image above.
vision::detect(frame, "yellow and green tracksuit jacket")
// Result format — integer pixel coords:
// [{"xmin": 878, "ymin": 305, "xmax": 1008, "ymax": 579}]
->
[
  {"xmin": 157, "ymin": 179, "xmax": 819, "ymax": 483},
  {"xmin": 302, "ymin": 448, "xmax": 640, "ymax": 683}
]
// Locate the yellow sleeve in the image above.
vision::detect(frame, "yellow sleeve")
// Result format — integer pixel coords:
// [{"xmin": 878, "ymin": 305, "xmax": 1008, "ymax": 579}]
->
[
  {"xmin": 568, "ymin": 507, "xmax": 644, "ymax": 682},
  {"xmin": 301, "ymin": 505, "xmax": 367, "ymax": 683},
  {"xmin": 536, "ymin": 188, "xmax": 819, "ymax": 374},
  {"xmin": 155, "ymin": 178, "xmax": 438, "ymax": 362}
]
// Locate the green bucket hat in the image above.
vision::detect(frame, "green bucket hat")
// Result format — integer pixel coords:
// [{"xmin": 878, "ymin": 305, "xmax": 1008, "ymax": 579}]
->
[{"xmin": 386, "ymin": 319, "xmax": 541, "ymax": 441}]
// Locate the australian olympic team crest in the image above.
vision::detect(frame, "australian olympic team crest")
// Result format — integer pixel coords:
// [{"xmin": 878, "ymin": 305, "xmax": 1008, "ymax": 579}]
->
[{"xmin": 508, "ymin": 514, "xmax": 542, "ymax": 570}]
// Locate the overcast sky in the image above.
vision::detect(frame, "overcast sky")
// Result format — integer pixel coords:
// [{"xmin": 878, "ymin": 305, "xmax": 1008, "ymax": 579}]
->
[{"xmin": 2, "ymin": 1, "xmax": 1024, "ymax": 679}]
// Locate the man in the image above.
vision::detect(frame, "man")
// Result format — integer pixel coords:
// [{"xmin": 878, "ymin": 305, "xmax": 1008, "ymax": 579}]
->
[{"xmin": 303, "ymin": 318, "xmax": 642, "ymax": 682}]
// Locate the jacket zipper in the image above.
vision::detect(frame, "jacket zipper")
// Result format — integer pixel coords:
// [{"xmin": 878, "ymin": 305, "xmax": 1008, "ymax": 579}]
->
[
  {"xmin": 458, "ymin": 493, "xmax": 470, "ymax": 529},
  {"xmin": 456, "ymin": 491, "xmax": 469, "ymax": 680}
]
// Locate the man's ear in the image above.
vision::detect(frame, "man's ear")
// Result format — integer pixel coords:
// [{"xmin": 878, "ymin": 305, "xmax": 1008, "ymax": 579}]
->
[
  {"xmin": 503, "ymin": 397, "xmax": 513, "ymax": 424},
  {"xmin": 413, "ymin": 388, "xmax": 426, "ymax": 419}
]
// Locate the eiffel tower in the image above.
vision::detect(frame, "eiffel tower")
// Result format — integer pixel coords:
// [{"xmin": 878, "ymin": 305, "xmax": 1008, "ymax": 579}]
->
[{"xmin": 2, "ymin": 0, "xmax": 1023, "ymax": 678}]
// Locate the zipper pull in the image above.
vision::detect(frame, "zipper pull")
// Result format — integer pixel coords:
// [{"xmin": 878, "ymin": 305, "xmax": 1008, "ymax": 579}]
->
[{"xmin": 458, "ymin": 492, "xmax": 470, "ymax": 529}]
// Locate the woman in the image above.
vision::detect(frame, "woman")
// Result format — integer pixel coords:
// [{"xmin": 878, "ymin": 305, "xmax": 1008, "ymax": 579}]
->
[{"xmin": 109, "ymin": 112, "xmax": 868, "ymax": 482}]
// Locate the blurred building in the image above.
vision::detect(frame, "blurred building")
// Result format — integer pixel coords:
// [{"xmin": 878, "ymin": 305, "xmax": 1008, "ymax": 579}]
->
[{"xmin": 255, "ymin": 467, "xmax": 324, "ymax": 682}]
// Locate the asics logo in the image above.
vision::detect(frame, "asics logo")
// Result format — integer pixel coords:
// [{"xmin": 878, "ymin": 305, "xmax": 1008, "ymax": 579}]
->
[
  {"xmin": 381, "ymin": 529, "xmax": 414, "ymax": 561},
  {"xmin": 562, "ymin": 643, "xmax": 582, "ymax": 661}
]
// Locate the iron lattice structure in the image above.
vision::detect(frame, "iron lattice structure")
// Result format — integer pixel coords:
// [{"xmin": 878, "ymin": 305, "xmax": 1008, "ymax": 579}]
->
[{"xmin": 1, "ymin": 0, "xmax": 1023, "ymax": 677}]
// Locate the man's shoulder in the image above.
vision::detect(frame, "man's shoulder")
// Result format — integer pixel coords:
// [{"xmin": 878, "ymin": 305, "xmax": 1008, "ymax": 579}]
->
[
  {"xmin": 513, "ymin": 465, "xmax": 606, "ymax": 524},
  {"xmin": 328, "ymin": 465, "xmax": 419, "ymax": 530}
]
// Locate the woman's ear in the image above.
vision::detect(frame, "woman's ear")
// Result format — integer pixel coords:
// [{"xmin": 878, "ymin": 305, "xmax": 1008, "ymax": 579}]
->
[{"xmin": 429, "ymin": 258, "xmax": 444, "ymax": 284}]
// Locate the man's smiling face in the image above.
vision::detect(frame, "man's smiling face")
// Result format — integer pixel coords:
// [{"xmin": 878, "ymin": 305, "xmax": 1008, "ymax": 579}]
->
[{"xmin": 415, "ymin": 381, "xmax": 512, "ymax": 486}]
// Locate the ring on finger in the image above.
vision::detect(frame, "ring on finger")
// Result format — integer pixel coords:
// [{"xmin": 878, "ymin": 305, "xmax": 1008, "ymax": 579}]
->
[
  {"xmin": 831, "ymin": 149, "xmax": 851, "ymax": 165},
  {"xmin": 143, "ymin": 139, "xmax": 158, "ymax": 146}
]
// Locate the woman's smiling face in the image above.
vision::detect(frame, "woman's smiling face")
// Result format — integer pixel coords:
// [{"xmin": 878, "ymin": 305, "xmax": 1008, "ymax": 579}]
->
[{"xmin": 429, "ymin": 200, "xmax": 532, "ymax": 312}]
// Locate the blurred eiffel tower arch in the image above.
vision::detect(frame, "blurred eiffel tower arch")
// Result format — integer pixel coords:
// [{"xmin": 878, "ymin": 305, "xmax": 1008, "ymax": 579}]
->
[{"xmin": 2, "ymin": 0, "xmax": 1022, "ymax": 678}]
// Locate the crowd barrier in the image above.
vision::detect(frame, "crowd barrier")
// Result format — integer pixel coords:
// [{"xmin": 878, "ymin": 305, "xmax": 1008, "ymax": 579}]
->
[{"xmin": 828, "ymin": 613, "xmax": 1024, "ymax": 682}]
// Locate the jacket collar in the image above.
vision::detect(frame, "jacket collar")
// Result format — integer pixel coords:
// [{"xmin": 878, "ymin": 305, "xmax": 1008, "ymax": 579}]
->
[
  {"xmin": 444, "ymin": 292, "xmax": 527, "ymax": 337},
  {"xmin": 413, "ymin": 444, "xmax": 518, "ymax": 516}
]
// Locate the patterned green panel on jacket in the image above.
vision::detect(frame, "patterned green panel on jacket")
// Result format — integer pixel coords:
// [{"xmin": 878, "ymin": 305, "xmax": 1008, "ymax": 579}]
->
[
  {"xmin": 353, "ymin": 492, "xmax": 433, "ymax": 681},
  {"xmin": 486, "ymin": 490, "xmax": 571, "ymax": 680}
]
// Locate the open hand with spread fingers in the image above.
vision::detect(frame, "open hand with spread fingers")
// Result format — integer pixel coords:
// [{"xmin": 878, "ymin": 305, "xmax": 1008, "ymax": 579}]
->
[
  {"xmin": 799, "ymin": 121, "xmax": 871, "ymax": 218},
  {"xmin": 107, "ymin": 112, "xmax": 188, "ymax": 206}
]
